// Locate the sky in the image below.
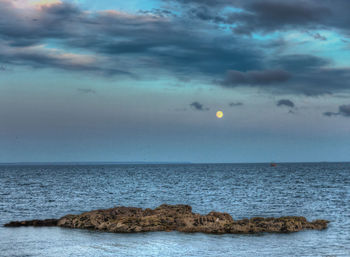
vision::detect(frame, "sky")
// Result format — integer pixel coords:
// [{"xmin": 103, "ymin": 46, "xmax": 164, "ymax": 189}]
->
[{"xmin": 1, "ymin": 0, "xmax": 350, "ymax": 163}]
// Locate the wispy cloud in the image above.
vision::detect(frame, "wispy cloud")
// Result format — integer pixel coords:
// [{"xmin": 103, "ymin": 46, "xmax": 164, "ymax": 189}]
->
[
  {"xmin": 77, "ymin": 88, "xmax": 96, "ymax": 94},
  {"xmin": 228, "ymin": 102, "xmax": 243, "ymax": 107}
]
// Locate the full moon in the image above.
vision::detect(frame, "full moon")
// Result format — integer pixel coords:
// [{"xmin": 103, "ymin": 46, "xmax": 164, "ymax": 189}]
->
[{"xmin": 216, "ymin": 111, "xmax": 224, "ymax": 119}]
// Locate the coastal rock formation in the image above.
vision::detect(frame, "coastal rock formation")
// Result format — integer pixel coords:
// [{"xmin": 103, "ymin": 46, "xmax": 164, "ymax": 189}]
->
[{"xmin": 4, "ymin": 204, "xmax": 329, "ymax": 234}]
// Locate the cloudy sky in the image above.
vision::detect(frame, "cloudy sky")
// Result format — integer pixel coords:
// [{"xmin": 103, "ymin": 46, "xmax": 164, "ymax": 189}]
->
[{"xmin": 1, "ymin": 0, "xmax": 350, "ymax": 163}]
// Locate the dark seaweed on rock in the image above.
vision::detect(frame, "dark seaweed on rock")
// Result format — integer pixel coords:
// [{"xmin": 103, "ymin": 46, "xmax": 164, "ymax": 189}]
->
[
  {"xmin": 5, "ymin": 219, "xmax": 58, "ymax": 227},
  {"xmin": 4, "ymin": 204, "xmax": 329, "ymax": 234}
]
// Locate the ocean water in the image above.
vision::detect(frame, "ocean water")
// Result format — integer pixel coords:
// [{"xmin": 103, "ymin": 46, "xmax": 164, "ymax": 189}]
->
[{"xmin": 0, "ymin": 163, "xmax": 349, "ymax": 257}]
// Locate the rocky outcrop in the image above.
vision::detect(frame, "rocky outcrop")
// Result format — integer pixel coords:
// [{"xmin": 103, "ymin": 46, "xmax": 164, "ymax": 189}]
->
[{"xmin": 4, "ymin": 204, "xmax": 329, "ymax": 234}]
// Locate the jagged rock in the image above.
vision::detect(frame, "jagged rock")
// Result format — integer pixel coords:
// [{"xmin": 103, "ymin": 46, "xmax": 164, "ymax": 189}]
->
[{"xmin": 4, "ymin": 204, "xmax": 329, "ymax": 234}]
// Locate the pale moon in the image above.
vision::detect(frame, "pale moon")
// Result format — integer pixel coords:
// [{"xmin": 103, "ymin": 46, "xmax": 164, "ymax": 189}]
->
[{"xmin": 216, "ymin": 111, "xmax": 224, "ymax": 119}]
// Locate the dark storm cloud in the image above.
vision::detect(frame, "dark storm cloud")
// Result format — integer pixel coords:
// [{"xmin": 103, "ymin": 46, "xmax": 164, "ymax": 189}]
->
[
  {"xmin": 277, "ymin": 99, "xmax": 295, "ymax": 108},
  {"xmin": 170, "ymin": 0, "xmax": 350, "ymax": 34},
  {"xmin": 213, "ymin": 54, "xmax": 350, "ymax": 95},
  {"xmin": 272, "ymin": 55, "xmax": 330, "ymax": 72},
  {"xmin": 254, "ymin": 54, "xmax": 350, "ymax": 95},
  {"xmin": 190, "ymin": 102, "xmax": 210, "ymax": 111},
  {"xmin": 1, "ymin": 0, "xmax": 350, "ymax": 96},
  {"xmin": 324, "ymin": 105, "xmax": 350, "ymax": 117},
  {"xmin": 0, "ymin": 1, "xmax": 82, "ymax": 46},
  {"xmin": 0, "ymin": 0, "xmax": 262, "ymax": 78},
  {"xmin": 228, "ymin": 102, "xmax": 243, "ymax": 107},
  {"xmin": 221, "ymin": 69, "xmax": 291, "ymax": 87},
  {"xmin": 229, "ymin": 1, "xmax": 330, "ymax": 35},
  {"xmin": 187, "ymin": 6, "xmax": 225, "ymax": 23},
  {"xmin": 290, "ymin": 68, "xmax": 350, "ymax": 96},
  {"xmin": 0, "ymin": 1, "xmax": 127, "ymax": 75}
]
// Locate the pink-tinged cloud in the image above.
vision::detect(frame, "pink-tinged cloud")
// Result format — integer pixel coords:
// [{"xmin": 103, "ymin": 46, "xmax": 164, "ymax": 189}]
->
[{"xmin": 2, "ymin": 0, "xmax": 61, "ymax": 9}]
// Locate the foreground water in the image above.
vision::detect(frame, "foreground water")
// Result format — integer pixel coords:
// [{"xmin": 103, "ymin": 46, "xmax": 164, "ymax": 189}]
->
[{"xmin": 0, "ymin": 163, "xmax": 349, "ymax": 256}]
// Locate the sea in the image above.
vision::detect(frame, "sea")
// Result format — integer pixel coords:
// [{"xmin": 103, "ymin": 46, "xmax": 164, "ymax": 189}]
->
[{"xmin": 0, "ymin": 163, "xmax": 349, "ymax": 257}]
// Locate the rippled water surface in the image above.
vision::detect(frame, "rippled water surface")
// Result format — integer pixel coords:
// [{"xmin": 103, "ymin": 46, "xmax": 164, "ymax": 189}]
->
[{"xmin": 0, "ymin": 163, "xmax": 349, "ymax": 256}]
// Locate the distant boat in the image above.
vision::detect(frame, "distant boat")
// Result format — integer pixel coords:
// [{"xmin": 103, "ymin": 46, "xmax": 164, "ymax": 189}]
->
[{"xmin": 270, "ymin": 162, "xmax": 277, "ymax": 167}]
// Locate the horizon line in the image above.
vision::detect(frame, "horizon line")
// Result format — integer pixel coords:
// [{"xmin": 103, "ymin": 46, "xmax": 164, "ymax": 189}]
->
[{"xmin": 0, "ymin": 161, "xmax": 349, "ymax": 166}]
